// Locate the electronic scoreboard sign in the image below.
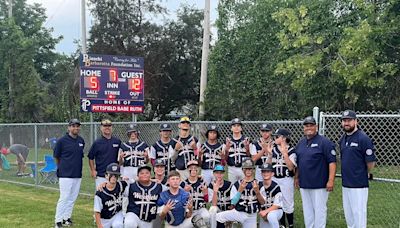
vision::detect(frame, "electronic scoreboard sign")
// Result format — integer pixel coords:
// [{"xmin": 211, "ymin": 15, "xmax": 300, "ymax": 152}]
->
[{"xmin": 79, "ymin": 54, "xmax": 144, "ymax": 113}]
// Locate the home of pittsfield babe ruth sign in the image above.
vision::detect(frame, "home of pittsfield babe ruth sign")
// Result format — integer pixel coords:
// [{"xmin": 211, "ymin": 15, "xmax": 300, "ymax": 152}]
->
[{"xmin": 79, "ymin": 54, "xmax": 144, "ymax": 113}]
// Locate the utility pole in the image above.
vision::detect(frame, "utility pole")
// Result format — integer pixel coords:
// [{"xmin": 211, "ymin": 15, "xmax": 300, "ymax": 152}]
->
[
  {"xmin": 8, "ymin": 0, "xmax": 14, "ymax": 145},
  {"xmin": 8, "ymin": 0, "xmax": 12, "ymax": 18},
  {"xmin": 198, "ymin": 0, "xmax": 210, "ymax": 120}
]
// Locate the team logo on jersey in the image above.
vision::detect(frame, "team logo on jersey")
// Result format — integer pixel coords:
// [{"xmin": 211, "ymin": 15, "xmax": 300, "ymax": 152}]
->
[
  {"xmin": 350, "ymin": 142, "xmax": 358, "ymax": 147},
  {"xmin": 366, "ymin": 149, "xmax": 373, "ymax": 155},
  {"xmin": 331, "ymin": 150, "xmax": 336, "ymax": 156},
  {"xmin": 79, "ymin": 143, "xmax": 84, "ymax": 147},
  {"xmin": 113, "ymin": 144, "xmax": 119, "ymax": 147},
  {"xmin": 311, "ymin": 143, "xmax": 318, "ymax": 147}
]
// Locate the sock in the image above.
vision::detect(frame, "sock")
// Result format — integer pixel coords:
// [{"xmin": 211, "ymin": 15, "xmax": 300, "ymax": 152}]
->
[
  {"xmin": 280, "ymin": 212, "xmax": 286, "ymax": 227},
  {"xmin": 287, "ymin": 212, "xmax": 294, "ymax": 227}
]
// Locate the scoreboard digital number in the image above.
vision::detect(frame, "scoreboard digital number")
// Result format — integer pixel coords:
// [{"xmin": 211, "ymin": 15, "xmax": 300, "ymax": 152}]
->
[{"xmin": 79, "ymin": 54, "xmax": 145, "ymax": 113}]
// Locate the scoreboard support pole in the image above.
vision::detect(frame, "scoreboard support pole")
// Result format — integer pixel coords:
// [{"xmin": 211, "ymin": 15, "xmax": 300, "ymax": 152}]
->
[
  {"xmin": 132, "ymin": 113, "xmax": 137, "ymax": 122},
  {"xmin": 90, "ymin": 112, "xmax": 94, "ymax": 145}
]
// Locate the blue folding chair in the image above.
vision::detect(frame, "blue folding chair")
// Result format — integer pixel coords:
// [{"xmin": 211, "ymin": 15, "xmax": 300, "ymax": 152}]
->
[{"xmin": 39, "ymin": 155, "xmax": 58, "ymax": 184}]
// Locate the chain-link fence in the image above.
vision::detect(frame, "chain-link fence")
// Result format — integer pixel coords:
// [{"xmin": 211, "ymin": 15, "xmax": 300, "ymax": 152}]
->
[{"xmin": 0, "ymin": 110, "xmax": 399, "ymax": 227}]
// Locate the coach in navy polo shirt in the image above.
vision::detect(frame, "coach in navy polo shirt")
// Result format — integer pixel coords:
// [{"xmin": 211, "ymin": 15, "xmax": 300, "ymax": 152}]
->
[
  {"xmin": 88, "ymin": 119, "xmax": 121, "ymax": 187},
  {"xmin": 54, "ymin": 119, "xmax": 85, "ymax": 228},
  {"xmin": 339, "ymin": 110, "xmax": 376, "ymax": 228},
  {"xmin": 295, "ymin": 116, "xmax": 336, "ymax": 228}
]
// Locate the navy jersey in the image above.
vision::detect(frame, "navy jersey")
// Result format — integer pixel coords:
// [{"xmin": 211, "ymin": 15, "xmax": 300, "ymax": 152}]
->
[
  {"xmin": 174, "ymin": 135, "xmax": 198, "ymax": 170},
  {"xmin": 120, "ymin": 140, "xmax": 149, "ymax": 167},
  {"xmin": 126, "ymin": 181, "xmax": 163, "ymax": 222},
  {"xmin": 271, "ymin": 145, "xmax": 296, "ymax": 178},
  {"xmin": 150, "ymin": 139, "xmax": 176, "ymax": 171},
  {"xmin": 200, "ymin": 142, "xmax": 224, "ymax": 170},
  {"xmin": 251, "ymin": 139, "xmax": 270, "ymax": 166},
  {"xmin": 259, "ymin": 181, "xmax": 282, "ymax": 210},
  {"xmin": 181, "ymin": 178, "xmax": 207, "ymax": 210},
  {"xmin": 227, "ymin": 136, "xmax": 250, "ymax": 167},
  {"xmin": 339, "ymin": 129, "xmax": 377, "ymax": 188},
  {"xmin": 157, "ymin": 189, "xmax": 190, "ymax": 226},
  {"xmin": 53, "ymin": 133, "xmax": 85, "ymax": 178},
  {"xmin": 88, "ymin": 136, "xmax": 121, "ymax": 177},
  {"xmin": 232, "ymin": 180, "xmax": 260, "ymax": 213},
  {"xmin": 208, "ymin": 180, "xmax": 232, "ymax": 211},
  {"xmin": 296, "ymin": 134, "xmax": 337, "ymax": 188},
  {"xmin": 94, "ymin": 181, "xmax": 128, "ymax": 219}
]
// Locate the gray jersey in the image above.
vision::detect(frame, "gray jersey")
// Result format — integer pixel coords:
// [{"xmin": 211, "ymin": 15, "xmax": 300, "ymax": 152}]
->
[{"xmin": 9, "ymin": 144, "xmax": 29, "ymax": 156}]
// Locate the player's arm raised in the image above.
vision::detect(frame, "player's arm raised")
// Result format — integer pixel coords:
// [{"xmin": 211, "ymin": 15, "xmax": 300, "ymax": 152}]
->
[
  {"xmin": 253, "ymin": 180, "xmax": 265, "ymax": 204},
  {"xmin": 185, "ymin": 197, "xmax": 193, "ymax": 218},
  {"xmin": 159, "ymin": 199, "xmax": 176, "ymax": 220},
  {"xmin": 280, "ymin": 141, "xmax": 295, "ymax": 171},
  {"xmin": 244, "ymin": 137, "xmax": 251, "ymax": 156}
]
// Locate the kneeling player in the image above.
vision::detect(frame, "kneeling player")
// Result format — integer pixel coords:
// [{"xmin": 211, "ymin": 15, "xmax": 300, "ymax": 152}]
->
[
  {"xmin": 259, "ymin": 164, "xmax": 283, "ymax": 228},
  {"xmin": 124, "ymin": 165, "xmax": 164, "ymax": 227},
  {"xmin": 208, "ymin": 165, "xmax": 232, "ymax": 228},
  {"xmin": 216, "ymin": 159, "xmax": 264, "ymax": 227},
  {"xmin": 94, "ymin": 163, "xmax": 127, "ymax": 228},
  {"xmin": 157, "ymin": 171, "xmax": 194, "ymax": 228}
]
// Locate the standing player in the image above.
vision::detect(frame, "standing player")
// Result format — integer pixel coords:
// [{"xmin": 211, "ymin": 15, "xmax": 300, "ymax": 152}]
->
[
  {"xmin": 124, "ymin": 164, "xmax": 164, "ymax": 227},
  {"xmin": 208, "ymin": 165, "xmax": 232, "ymax": 228},
  {"xmin": 225, "ymin": 118, "xmax": 251, "ymax": 183},
  {"xmin": 151, "ymin": 158, "xmax": 168, "ymax": 187},
  {"xmin": 270, "ymin": 128, "xmax": 296, "ymax": 228},
  {"xmin": 54, "ymin": 119, "xmax": 85, "ymax": 228},
  {"xmin": 199, "ymin": 125, "xmax": 225, "ymax": 185},
  {"xmin": 94, "ymin": 163, "xmax": 127, "ymax": 228},
  {"xmin": 180, "ymin": 160, "xmax": 210, "ymax": 227},
  {"xmin": 258, "ymin": 163, "xmax": 283, "ymax": 228},
  {"xmin": 216, "ymin": 159, "xmax": 264, "ymax": 227},
  {"xmin": 157, "ymin": 170, "xmax": 194, "ymax": 228},
  {"xmin": 8, "ymin": 144, "xmax": 30, "ymax": 175},
  {"xmin": 149, "ymin": 123, "xmax": 176, "ymax": 174},
  {"xmin": 88, "ymin": 119, "xmax": 121, "ymax": 187},
  {"xmin": 339, "ymin": 110, "xmax": 376, "ymax": 228},
  {"xmin": 118, "ymin": 124, "xmax": 150, "ymax": 182},
  {"xmin": 251, "ymin": 123, "xmax": 274, "ymax": 182},
  {"xmin": 295, "ymin": 116, "xmax": 336, "ymax": 228},
  {"xmin": 172, "ymin": 116, "xmax": 199, "ymax": 181}
]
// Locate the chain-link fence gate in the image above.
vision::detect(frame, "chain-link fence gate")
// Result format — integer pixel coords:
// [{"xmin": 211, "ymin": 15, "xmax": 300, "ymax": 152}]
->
[{"xmin": 0, "ymin": 110, "xmax": 398, "ymax": 227}]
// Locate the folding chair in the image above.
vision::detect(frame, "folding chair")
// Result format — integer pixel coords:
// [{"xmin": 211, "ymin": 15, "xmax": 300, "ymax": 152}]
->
[{"xmin": 39, "ymin": 155, "xmax": 58, "ymax": 184}]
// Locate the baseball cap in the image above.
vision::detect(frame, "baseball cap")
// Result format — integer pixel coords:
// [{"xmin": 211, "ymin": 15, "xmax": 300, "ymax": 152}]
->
[
  {"xmin": 68, "ymin": 118, "xmax": 81, "ymax": 126},
  {"xmin": 127, "ymin": 124, "xmax": 138, "ymax": 133},
  {"xmin": 106, "ymin": 163, "xmax": 121, "ymax": 175},
  {"xmin": 159, "ymin": 123, "xmax": 172, "ymax": 131},
  {"xmin": 260, "ymin": 123, "xmax": 273, "ymax": 131},
  {"xmin": 341, "ymin": 110, "xmax": 357, "ymax": 119},
  {"xmin": 303, "ymin": 116, "xmax": 317, "ymax": 125},
  {"xmin": 260, "ymin": 163, "xmax": 274, "ymax": 172},
  {"xmin": 213, "ymin": 165, "xmax": 225, "ymax": 172},
  {"xmin": 101, "ymin": 119, "xmax": 112, "ymax": 126},
  {"xmin": 187, "ymin": 160, "xmax": 199, "ymax": 167},
  {"xmin": 231, "ymin": 118, "xmax": 242, "ymax": 125},
  {"xmin": 272, "ymin": 128, "xmax": 291, "ymax": 137},
  {"xmin": 137, "ymin": 165, "xmax": 152, "ymax": 174},
  {"xmin": 180, "ymin": 116, "xmax": 191, "ymax": 123},
  {"xmin": 242, "ymin": 159, "xmax": 254, "ymax": 169},
  {"xmin": 154, "ymin": 159, "xmax": 165, "ymax": 166},
  {"xmin": 206, "ymin": 124, "xmax": 220, "ymax": 139}
]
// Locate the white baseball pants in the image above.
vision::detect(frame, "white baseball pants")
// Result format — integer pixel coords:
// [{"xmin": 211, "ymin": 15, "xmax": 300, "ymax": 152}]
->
[
  {"xmin": 342, "ymin": 187, "xmax": 368, "ymax": 228},
  {"xmin": 300, "ymin": 188, "xmax": 329, "ymax": 228},
  {"xmin": 201, "ymin": 169, "xmax": 214, "ymax": 185},
  {"xmin": 54, "ymin": 178, "xmax": 82, "ymax": 223},
  {"xmin": 124, "ymin": 212, "xmax": 154, "ymax": 227},
  {"xmin": 259, "ymin": 209, "xmax": 283, "ymax": 228},
  {"xmin": 216, "ymin": 209, "xmax": 257, "ymax": 227},
  {"xmin": 100, "ymin": 211, "xmax": 124, "ymax": 228},
  {"xmin": 122, "ymin": 166, "xmax": 138, "ymax": 183},
  {"xmin": 227, "ymin": 166, "xmax": 244, "ymax": 183},
  {"xmin": 272, "ymin": 177, "xmax": 294, "ymax": 213}
]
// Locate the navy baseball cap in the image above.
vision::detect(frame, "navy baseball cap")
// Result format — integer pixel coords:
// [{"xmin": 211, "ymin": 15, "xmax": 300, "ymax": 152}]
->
[
  {"xmin": 206, "ymin": 124, "xmax": 220, "ymax": 138},
  {"xmin": 303, "ymin": 116, "xmax": 317, "ymax": 125},
  {"xmin": 231, "ymin": 118, "xmax": 242, "ymax": 125},
  {"xmin": 341, "ymin": 110, "xmax": 357, "ymax": 119},
  {"xmin": 127, "ymin": 124, "xmax": 138, "ymax": 133},
  {"xmin": 137, "ymin": 165, "xmax": 152, "ymax": 174},
  {"xmin": 159, "ymin": 123, "xmax": 172, "ymax": 131},
  {"xmin": 272, "ymin": 128, "xmax": 291, "ymax": 137},
  {"xmin": 260, "ymin": 163, "xmax": 274, "ymax": 172},
  {"xmin": 260, "ymin": 123, "xmax": 273, "ymax": 131},
  {"xmin": 68, "ymin": 118, "xmax": 81, "ymax": 126},
  {"xmin": 154, "ymin": 159, "xmax": 165, "ymax": 166},
  {"xmin": 106, "ymin": 163, "xmax": 121, "ymax": 175}
]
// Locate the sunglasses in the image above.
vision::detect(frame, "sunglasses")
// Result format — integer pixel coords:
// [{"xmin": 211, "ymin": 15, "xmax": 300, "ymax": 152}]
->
[{"xmin": 102, "ymin": 124, "xmax": 112, "ymax": 127}]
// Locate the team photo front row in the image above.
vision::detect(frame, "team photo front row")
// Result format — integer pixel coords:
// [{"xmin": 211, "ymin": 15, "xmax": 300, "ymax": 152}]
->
[{"xmin": 53, "ymin": 110, "xmax": 376, "ymax": 228}]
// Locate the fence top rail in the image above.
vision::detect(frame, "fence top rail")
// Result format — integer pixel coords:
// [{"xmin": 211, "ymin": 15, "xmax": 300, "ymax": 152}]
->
[
  {"xmin": 0, "ymin": 120, "xmax": 303, "ymax": 126},
  {"xmin": 321, "ymin": 114, "xmax": 400, "ymax": 118}
]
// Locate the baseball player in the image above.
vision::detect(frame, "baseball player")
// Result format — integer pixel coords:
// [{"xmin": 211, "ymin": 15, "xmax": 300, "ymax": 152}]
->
[
  {"xmin": 118, "ymin": 124, "xmax": 150, "ymax": 182},
  {"xmin": 157, "ymin": 170, "xmax": 194, "ymax": 228},
  {"xmin": 339, "ymin": 110, "xmax": 376, "ymax": 228},
  {"xmin": 180, "ymin": 160, "xmax": 210, "ymax": 227},
  {"xmin": 151, "ymin": 158, "xmax": 168, "ymax": 187},
  {"xmin": 199, "ymin": 124, "xmax": 225, "ymax": 185},
  {"xmin": 8, "ymin": 144, "xmax": 30, "ymax": 175},
  {"xmin": 124, "ymin": 164, "xmax": 164, "ymax": 227},
  {"xmin": 150, "ymin": 123, "xmax": 176, "ymax": 174},
  {"xmin": 225, "ymin": 118, "xmax": 251, "ymax": 183},
  {"xmin": 88, "ymin": 119, "xmax": 121, "ymax": 187},
  {"xmin": 295, "ymin": 116, "xmax": 336, "ymax": 228},
  {"xmin": 216, "ymin": 159, "xmax": 264, "ymax": 227},
  {"xmin": 54, "ymin": 119, "xmax": 85, "ymax": 228},
  {"xmin": 94, "ymin": 163, "xmax": 127, "ymax": 228},
  {"xmin": 250, "ymin": 123, "xmax": 274, "ymax": 182},
  {"xmin": 270, "ymin": 128, "xmax": 296, "ymax": 228},
  {"xmin": 208, "ymin": 165, "xmax": 233, "ymax": 228},
  {"xmin": 172, "ymin": 116, "xmax": 199, "ymax": 181},
  {"xmin": 258, "ymin": 163, "xmax": 283, "ymax": 228}
]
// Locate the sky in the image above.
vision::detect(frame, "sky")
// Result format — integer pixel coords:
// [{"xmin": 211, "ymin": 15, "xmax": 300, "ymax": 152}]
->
[{"xmin": 26, "ymin": 0, "xmax": 218, "ymax": 54}]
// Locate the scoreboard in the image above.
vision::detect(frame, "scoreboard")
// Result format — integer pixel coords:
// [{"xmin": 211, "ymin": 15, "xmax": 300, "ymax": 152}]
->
[{"xmin": 79, "ymin": 54, "xmax": 144, "ymax": 113}]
